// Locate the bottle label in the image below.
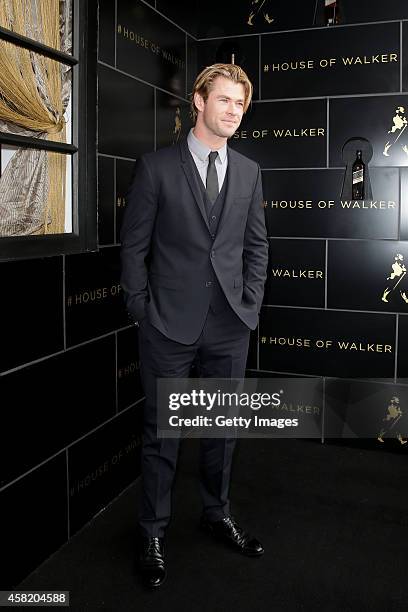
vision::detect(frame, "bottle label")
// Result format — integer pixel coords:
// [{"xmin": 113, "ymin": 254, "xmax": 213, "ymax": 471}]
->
[
  {"xmin": 325, "ymin": 0, "xmax": 336, "ymax": 6},
  {"xmin": 353, "ymin": 169, "xmax": 363, "ymax": 184}
]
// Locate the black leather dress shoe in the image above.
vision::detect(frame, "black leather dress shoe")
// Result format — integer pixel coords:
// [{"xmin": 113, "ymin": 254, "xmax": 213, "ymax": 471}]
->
[
  {"xmin": 139, "ymin": 537, "xmax": 166, "ymax": 588},
  {"xmin": 200, "ymin": 515, "xmax": 264, "ymax": 557}
]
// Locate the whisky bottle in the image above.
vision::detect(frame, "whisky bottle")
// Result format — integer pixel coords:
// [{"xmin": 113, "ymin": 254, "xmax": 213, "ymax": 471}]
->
[
  {"xmin": 325, "ymin": 0, "xmax": 340, "ymax": 25},
  {"xmin": 352, "ymin": 150, "xmax": 365, "ymax": 200}
]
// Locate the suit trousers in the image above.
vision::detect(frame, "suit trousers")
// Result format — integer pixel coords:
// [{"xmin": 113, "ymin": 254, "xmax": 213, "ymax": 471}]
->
[{"xmin": 137, "ymin": 302, "xmax": 251, "ymax": 537}]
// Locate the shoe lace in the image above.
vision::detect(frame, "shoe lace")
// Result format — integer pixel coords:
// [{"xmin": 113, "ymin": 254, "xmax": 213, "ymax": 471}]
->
[
  {"xmin": 223, "ymin": 515, "xmax": 246, "ymax": 545},
  {"xmin": 146, "ymin": 537, "xmax": 162, "ymax": 556}
]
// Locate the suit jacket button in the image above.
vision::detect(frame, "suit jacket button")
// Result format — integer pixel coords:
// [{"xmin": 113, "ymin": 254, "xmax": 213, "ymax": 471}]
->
[
  {"xmin": 211, "ymin": 250, "xmax": 215, "ymax": 258},
  {"xmin": 206, "ymin": 281, "xmax": 212, "ymax": 287}
]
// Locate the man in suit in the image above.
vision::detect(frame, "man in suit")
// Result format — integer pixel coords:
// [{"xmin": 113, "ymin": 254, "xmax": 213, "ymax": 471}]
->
[{"xmin": 120, "ymin": 63, "xmax": 269, "ymax": 589}]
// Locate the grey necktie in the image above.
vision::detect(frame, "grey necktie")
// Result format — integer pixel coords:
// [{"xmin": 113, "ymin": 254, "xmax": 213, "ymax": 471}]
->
[{"xmin": 206, "ymin": 151, "xmax": 219, "ymax": 205}]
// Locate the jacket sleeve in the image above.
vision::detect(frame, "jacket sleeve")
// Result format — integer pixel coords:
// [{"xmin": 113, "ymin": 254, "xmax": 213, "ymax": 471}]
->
[
  {"xmin": 242, "ymin": 163, "xmax": 269, "ymax": 314},
  {"xmin": 120, "ymin": 155, "xmax": 158, "ymax": 322}
]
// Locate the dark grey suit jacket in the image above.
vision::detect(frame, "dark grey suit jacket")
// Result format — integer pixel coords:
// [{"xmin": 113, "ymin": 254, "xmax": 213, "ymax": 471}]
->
[{"xmin": 120, "ymin": 138, "xmax": 268, "ymax": 344}]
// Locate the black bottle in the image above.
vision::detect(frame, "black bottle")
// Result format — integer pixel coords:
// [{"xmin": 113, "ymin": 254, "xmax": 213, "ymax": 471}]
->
[
  {"xmin": 325, "ymin": 0, "xmax": 340, "ymax": 26},
  {"xmin": 352, "ymin": 150, "xmax": 365, "ymax": 200}
]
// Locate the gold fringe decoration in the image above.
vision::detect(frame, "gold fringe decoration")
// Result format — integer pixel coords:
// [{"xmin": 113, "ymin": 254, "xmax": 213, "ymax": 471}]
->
[{"xmin": 0, "ymin": 0, "xmax": 67, "ymax": 234}]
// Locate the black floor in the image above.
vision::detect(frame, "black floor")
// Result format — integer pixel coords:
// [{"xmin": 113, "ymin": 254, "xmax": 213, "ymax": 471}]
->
[{"xmin": 17, "ymin": 438, "xmax": 408, "ymax": 612}]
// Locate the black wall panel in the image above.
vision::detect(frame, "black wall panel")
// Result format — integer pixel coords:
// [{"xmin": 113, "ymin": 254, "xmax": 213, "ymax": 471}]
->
[
  {"xmin": 403, "ymin": 22, "xmax": 408, "ymax": 92},
  {"xmin": 115, "ymin": 159, "xmax": 136, "ymax": 244},
  {"xmin": 230, "ymin": 99, "xmax": 327, "ymax": 168},
  {"xmin": 68, "ymin": 405, "xmax": 142, "ymax": 535},
  {"xmin": 98, "ymin": 64, "xmax": 154, "ymax": 158},
  {"xmin": 261, "ymin": 23, "xmax": 400, "ymax": 99},
  {"xmin": 263, "ymin": 168, "xmax": 399, "ymax": 239},
  {"xmin": 0, "ymin": 336, "xmax": 116, "ymax": 489},
  {"xmin": 397, "ymin": 314, "xmax": 408, "ymax": 380},
  {"xmin": 156, "ymin": 91, "xmax": 192, "ymax": 150},
  {"xmin": 65, "ymin": 247, "xmax": 128, "ymax": 346},
  {"xmin": 400, "ymin": 168, "xmax": 408, "ymax": 240},
  {"xmin": 186, "ymin": 34, "xmax": 198, "ymax": 97},
  {"xmin": 98, "ymin": 156, "xmax": 115, "ymax": 245},
  {"xmin": 330, "ymin": 95, "xmax": 408, "ymax": 168},
  {"xmin": 247, "ymin": 330, "xmax": 258, "ymax": 370},
  {"xmin": 0, "ymin": 453, "xmax": 67, "ymax": 589},
  {"xmin": 117, "ymin": 326, "xmax": 143, "ymax": 411},
  {"xmin": 259, "ymin": 307, "xmax": 396, "ymax": 378},
  {"xmin": 325, "ymin": 379, "xmax": 408, "ymax": 440},
  {"xmin": 196, "ymin": 36, "xmax": 260, "ymax": 100},
  {"xmin": 332, "ymin": 0, "xmax": 408, "ymax": 24},
  {"xmin": 0, "ymin": 257, "xmax": 64, "ymax": 373},
  {"xmin": 98, "ymin": 0, "xmax": 116, "ymax": 65},
  {"xmin": 264, "ymin": 239, "xmax": 326, "ymax": 307},
  {"xmin": 117, "ymin": 0, "xmax": 186, "ymax": 97},
  {"xmin": 196, "ymin": 0, "xmax": 317, "ymax": 38},
  {"xmin": 328, "ymin": 241, "xmax": 408, "ymax": 313},
  {"xmin": 156, "ymin": 0, "xmax": 198, "ymax": 37}
]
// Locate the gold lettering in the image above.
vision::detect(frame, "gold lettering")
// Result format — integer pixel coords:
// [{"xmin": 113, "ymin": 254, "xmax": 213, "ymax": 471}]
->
[
  {"xmin": 117, "ymin": 23, "xmax": 187, "ymax": 66},
  {"xmin": 270, "ymin": 269, "xmax": 324, "ymax": 279},
  {"xmin": 337, "ymin": 341, "xmax": 393, "ymax": 352},
  {"xmin": 268, "ymin": 337, "xmax": 311, "ymax": 347},
  {"xmin": 271, "ymin": 128, "xmax": 325, "ymax": 138},
  {"xmin": 71, "ymin": 287, "xmax": 112, "ymax": 305},
  {"xmin": 341, "ymin": 200, "xmax": 396, "ymax": 209},
  {"xmin": 271, "ymin": 60, "xmax": 314, "ymax": 71},
  {"xmin": 270, "ymin": 200, "xmax": 313, "ymax": 209},
  {"xmin": 342, "ymin": 53, "xmax": 398, "ymax": 65},
  {"xmin": 118, "ymin": 361, "xmax": 141, "ymax": 378}
]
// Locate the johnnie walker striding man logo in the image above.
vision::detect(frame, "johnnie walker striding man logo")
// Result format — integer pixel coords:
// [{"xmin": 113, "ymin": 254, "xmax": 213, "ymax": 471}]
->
[
  {"xmin": 247, "ymin": 0, "xmax": 274, "ymax": 26},
  {"xmin": 381, "ymin": 253, "xmax": 408, "ymax": 306},
  {"xmin": 377, "ymin": 397, "xmax": 407, "ymax": 445},
  {"xmin": 383, "ymin": 106, "xmax": 408, "ymax": 158},
  {"xmin": 172, "ymin": 106, "xmax": 182, "ymax": 144}
]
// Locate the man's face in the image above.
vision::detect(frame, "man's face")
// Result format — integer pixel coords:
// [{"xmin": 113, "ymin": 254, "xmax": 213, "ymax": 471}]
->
[{"xmin": 194, "ymin": 76, "xmax": 246, "ymax": 139}]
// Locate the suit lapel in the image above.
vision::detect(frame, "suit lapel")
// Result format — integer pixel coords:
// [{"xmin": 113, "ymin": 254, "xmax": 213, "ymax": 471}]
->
[{"xmin": 179, "ymin": 140, "xmax": 210, "ymax": 232}]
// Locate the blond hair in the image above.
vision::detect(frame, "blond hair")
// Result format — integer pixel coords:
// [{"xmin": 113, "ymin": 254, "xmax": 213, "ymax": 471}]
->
[{"xmin": 190, "ymin": 63, "xmax": 253, "ymax": 123}]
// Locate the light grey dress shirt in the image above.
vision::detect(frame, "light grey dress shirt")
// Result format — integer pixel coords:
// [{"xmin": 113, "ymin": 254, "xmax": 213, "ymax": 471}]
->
[{"xmin": 187, "ymin": 127, "xmax": 228, "ymax": 191}]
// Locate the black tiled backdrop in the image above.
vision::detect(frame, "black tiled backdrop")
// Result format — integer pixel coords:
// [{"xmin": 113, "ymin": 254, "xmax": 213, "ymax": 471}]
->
[{"xmin": 3, "ymin": 0, "xmax": 408, "ymax": 588}]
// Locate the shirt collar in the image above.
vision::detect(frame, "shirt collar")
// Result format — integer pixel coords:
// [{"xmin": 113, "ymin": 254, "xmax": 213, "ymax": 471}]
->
[{"xmin": 187, "ymin": 128, "xmax": 228, "ymax": 164}]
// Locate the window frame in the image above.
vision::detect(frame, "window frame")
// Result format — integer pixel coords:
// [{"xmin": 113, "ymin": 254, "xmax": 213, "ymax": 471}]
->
[{"xmin": 0, "ymin": 0, "xmax": 97, "ymax": 262}]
